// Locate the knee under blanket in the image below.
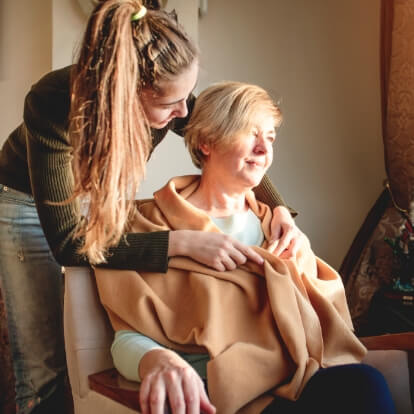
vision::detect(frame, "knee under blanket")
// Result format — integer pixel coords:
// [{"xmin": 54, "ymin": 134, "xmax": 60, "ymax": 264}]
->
[{"xmin": 94, "ymin": 175, "xmax": 366, "ymax": 414}]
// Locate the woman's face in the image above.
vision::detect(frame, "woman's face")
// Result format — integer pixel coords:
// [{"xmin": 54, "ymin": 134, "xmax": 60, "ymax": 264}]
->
[
  {"xmin": 141, "ymin": 60, "xmax": 199, "ymax": 129},
  {"xmin": 202, "ymin": 110, "xmax": 276, "ymax": 191}
]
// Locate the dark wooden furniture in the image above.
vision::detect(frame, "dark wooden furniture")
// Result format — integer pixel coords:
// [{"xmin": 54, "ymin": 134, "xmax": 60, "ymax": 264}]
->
[
  {"xmin": 365, "ymin": 289, "xmax": 414, "ymax": 335},
  {"xmin": 89, "ymin": 369, "xmax": 141, "ymax": 412}
]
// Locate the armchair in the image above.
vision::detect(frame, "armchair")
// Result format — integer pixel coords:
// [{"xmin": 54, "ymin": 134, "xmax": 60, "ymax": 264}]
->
[{"xmin": 63, "ymin": 266, "xmax": 413, "ymax": 414}]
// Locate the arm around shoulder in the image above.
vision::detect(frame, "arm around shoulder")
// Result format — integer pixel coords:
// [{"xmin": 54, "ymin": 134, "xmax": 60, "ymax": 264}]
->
[{"xmin": 254, "ymin": 174, "xmax": 297, "ymax": 217}]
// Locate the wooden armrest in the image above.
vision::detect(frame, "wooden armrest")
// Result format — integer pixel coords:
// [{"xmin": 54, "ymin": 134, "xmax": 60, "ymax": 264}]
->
[
  {"xmin": 359, "ymin": 332, "xmax": 414, "ymax": 351},
  {"xmin": 89, "ymin": 369, "xmax": 141, "ymax": 412},
  {"xmin": 360, "ymin": 332, "xmax": 414, "ymax": 395}
]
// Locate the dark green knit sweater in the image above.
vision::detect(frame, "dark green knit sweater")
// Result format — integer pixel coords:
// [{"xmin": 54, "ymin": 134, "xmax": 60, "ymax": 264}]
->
[{"xmin": 0, "ymin": 66, "xmax": 290, "ymax": 272}]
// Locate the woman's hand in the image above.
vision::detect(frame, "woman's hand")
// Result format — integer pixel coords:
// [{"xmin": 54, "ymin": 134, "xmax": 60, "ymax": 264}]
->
[
  {"xmin": 169, "ymin": 230, "xmax": 264, "ymax": 272},
  {"xmin": 268, "ymin": 206, "xmax": 304, "ymax": 258},
  {"xmin": 139, "ymin": 349, "xmax": 216, "ymax": 414}
]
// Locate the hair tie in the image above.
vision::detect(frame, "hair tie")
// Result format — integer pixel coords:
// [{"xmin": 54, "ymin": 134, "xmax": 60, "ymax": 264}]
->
[{"xmin": 131, "ymin": 6, "xmax": 147, "ymax": 21}]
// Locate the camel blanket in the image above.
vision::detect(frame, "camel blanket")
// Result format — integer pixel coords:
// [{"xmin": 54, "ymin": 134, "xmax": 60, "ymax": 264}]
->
[{"xmin": 94, "ymin": 175, "xmax": 366, "ymax": 414}]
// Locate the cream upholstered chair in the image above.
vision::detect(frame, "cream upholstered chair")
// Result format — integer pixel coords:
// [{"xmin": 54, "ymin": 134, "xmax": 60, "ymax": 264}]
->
[
  {"xmin": 64, "ymin": 266, "xmax": 138, "ymax": 413},
  {"xmin": 63, "ymin": 266, "xmax": 413, "ymax": 414}
]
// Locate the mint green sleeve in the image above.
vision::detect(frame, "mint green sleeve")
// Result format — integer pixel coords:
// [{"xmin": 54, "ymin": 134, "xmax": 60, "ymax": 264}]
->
[{"xmin": 111, "ymin": 330, "xmax": 164, "ymax": 382}]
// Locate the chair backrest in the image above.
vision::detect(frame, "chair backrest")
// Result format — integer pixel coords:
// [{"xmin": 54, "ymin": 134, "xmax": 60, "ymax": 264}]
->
[{"xmin": 64, "ymin": 266, "xmax": 115, "ymax": 398}]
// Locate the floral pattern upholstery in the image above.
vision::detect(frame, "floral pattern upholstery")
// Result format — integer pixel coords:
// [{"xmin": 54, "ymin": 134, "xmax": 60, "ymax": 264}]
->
[{"xmin": 345, "ymin": 207, "xmax": 405, "ymax": 331}]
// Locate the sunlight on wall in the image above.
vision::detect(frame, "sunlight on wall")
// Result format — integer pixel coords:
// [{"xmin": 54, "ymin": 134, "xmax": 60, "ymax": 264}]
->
[
  {"xmin": 199, "ymin": 0, "xmax": 385, "ymax": 268},
  {"xmin": 0, "ymin": 0, "xmax": 52, "ymax": 145}
]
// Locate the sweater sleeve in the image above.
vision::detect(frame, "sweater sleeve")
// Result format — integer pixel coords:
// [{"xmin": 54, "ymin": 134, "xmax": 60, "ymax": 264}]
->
[
  {"xmin": 23, "ymin": 67, "xmax": 170, "ymax": 272},
  {"xmin": 253, "ymin": 175, "xmax": 298, "ymax": 217},
  {"xmin": 111, "ymin": 330, "xmax": 164, "ymax": 382}
]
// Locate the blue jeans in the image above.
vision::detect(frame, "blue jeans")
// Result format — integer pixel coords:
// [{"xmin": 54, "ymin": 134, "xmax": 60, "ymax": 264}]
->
[
  {"xmin": 0, "ymin": 184, "xmax": 66, "ymax": 414},
  {"xmin": 262, "ymin": 363, "xmax": 396, "ymax": 414}
]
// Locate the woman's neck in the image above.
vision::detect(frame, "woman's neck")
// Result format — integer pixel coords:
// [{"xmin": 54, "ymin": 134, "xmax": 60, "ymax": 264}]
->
[{"xmin": 187, "ymin": 174, "xmax": 248, "ymax": 218}]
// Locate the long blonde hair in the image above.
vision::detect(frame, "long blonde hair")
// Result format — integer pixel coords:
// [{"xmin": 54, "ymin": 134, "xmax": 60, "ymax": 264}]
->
[{"xmin": 69, "ymin": 0, "xmax": 198, "ymax": 264}]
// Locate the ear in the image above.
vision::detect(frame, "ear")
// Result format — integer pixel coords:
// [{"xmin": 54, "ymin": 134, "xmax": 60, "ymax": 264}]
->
[{"xmin": 199, "ymin": 143, "xmax": 210, "ymax": 156}]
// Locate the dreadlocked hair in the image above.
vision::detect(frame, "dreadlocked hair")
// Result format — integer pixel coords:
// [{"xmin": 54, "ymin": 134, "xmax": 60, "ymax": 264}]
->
[{"xmin": 69, "ymin": 0, "xmax": 198, "ymax": 264}]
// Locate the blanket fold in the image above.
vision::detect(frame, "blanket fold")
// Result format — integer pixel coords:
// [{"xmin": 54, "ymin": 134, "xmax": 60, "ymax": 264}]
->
[{"xmin": 94, "ymin": 175, "xmax": 366, "ymax": 414}]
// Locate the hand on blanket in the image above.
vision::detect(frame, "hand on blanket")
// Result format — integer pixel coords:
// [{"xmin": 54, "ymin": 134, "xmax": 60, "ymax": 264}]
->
[
  {"xmin": 169, "ymin": 230, "xmax": 264, "ymax": 271},
  {"xmin": 268, "ymin": 206, "xmax": 304, "ymax": 258},
  {"xmin": 139, "ymin": 348, "xmax": 216, "ymax": 414}
]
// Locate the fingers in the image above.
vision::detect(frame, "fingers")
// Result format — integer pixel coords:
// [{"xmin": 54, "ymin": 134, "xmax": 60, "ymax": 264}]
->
[
  {"xmin": 139, "ymin": 374, "xmax": 152, "ymax": 414},
  {"xmin": 150, "ymin": 378, "xmax": 167, "ymax": 414},
  {"xmin": 270, "ymin": 206, "xmax": 298, "ymax": 257},
  {"xmin": 165, "ymin": 370, "xmax": 186, "ymax": 414},
  {"xmin": 235, "ymin": 243, "xmax": 264, "ymax": 267},
  {"xmin": 173, "ymin": 230, "xmax": 264, "ymax": 272},
  {"xmin": 270, "ymin": 215, "xmax": 301, "ymax": 257},
  {"xmin": 271, "ymin": 227, "xmax": 304, "ymax": 258},
  {"xmin": 215, "ymin": 257, "xmax": 235, "ymax": 272},
  {"xmin": 180, "ymin": 369, "xmax": 200, "ymax": 414},
  {"xmin": 140, "ymin": 373, "xmax": 167, "ymax": 414},
  {"xmin": 272, "ymin": 230, "xmax": 292, "ymax": 257},
  {"xmin": 287, "ymin": 234, "xmax": 301, "ymax": 257},
  {"xmin": 211, "ymin": 244, "xmax": 239, "ymax": 271},
  {"xmin": 198, "ymin": 380, "xmax": 216, "ymax": 414},
  {"xmin": 211, "ymin": 238, "xmax": 263, "ymax": 271},
  {"xmin": 140, "ymin": 358, "xmax": 214, "ymax": 414},
  {"xmin": 166, "ymin": 369, "xmax": 215, "ymax": 414}
]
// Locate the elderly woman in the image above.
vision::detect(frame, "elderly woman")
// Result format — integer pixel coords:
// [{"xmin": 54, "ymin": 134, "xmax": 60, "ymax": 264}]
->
[{"xmin": 95, "ymin": 82, "xmax": 395, "ymax": 414}]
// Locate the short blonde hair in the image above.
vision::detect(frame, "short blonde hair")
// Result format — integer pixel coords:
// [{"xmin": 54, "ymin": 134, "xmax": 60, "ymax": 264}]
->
[{"xmin": 184, "ymin": 81, "xmax": 282, "ymax": 169}]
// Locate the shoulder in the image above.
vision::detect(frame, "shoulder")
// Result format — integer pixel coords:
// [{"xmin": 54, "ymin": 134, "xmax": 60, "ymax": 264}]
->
[
  {"xmin": 32, "ymin": 65, "xmax": 73, "ymax": 92},
  {"xmin": 24, "ymin": 65, "xmax": 75, "ymax": 132},
  {"xmin": 129, "ymin": 199, "xmax": 171, "ymax": 231}
]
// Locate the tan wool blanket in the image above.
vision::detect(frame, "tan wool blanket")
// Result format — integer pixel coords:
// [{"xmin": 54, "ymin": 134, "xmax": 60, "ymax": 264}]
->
[{"xmin": 94, "ymin": 175, "xmax": 367, "ymax": 414}]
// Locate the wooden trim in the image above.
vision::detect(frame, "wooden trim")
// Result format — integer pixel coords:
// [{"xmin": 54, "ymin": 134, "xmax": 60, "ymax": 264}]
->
[
  {"xmin": 359, "ymin": 333, "xmax": 414, "ymax": 407},
  {"xmin": 89, "ymin": 369, "xmax": 141, "ymax": 412},
  {"xmin": 360, "ymin": 332, "xmax": 414, "ymax": 351}
]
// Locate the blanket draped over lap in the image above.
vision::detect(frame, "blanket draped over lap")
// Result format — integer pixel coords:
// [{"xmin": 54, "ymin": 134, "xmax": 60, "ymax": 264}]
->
[{"xmin": 94, "ymin": 175, "xmax": 367, "ymax": 414}]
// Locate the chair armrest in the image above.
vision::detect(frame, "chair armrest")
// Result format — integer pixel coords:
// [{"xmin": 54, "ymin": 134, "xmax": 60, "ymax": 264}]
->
[
  {"xmin": 360, "ymin": 332, "xmax": 414, "ymax": 412},
  {"xmin": 89, "ymin": 369, "xmax": 141, "ymax": 412},
  {"xmin": 359, "ymin": 332, "xmax": 414, "ymax": 351},
  {"xmin": 89, "ymin": 335, "xmax": 414, "ymax": 414}
]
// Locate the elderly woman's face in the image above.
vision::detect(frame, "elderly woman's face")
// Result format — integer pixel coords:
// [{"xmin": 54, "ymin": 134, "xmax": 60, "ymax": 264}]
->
[{"xmin": 203, "ymin": 111, "xmax": 276, "ymax": 190}]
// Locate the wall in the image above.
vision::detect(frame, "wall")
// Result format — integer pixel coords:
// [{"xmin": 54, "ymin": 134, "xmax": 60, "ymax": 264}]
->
[
  {"xmin": 52, "ymin": 0, "xmax": 86, "ymax": 69},
  {"xmin": 198, "ymin": 0, "xmax": 385, "ymax": 268},
  {"xmin": 0, "ymin": 0, "xmax": 52, "ymax": 144}
]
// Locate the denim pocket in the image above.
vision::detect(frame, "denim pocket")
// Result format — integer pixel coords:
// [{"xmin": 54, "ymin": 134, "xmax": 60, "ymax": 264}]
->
[{"xmin": 0, "ymin": 184, "xmax": 34, "ymax": 206}]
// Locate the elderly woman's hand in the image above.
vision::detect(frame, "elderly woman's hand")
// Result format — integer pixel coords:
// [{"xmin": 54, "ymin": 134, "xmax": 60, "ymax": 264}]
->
[
  {"xmin": 169, "ymin": 230, "xmax": 264, "ymax": 272},
  {"xmin": 139, "ymin": 349, "xmax": 216, "ymax": 414},
  {"xmin": 268, "ymin": 206, "xmax": 305, "ymax": 258}
]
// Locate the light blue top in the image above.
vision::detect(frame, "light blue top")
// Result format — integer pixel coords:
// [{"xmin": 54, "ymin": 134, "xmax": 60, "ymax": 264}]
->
[{"xmin": 111, "ymin": 208, "xmax": 264, "ymax": 381}]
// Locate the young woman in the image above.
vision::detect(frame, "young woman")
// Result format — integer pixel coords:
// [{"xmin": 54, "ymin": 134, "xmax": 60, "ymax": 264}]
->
[
  {"xmin": 0, "ymin": 1, "xmax": 301, "ymax": 413},
  {"xmin": 97, "ymin": 81, "xmax": 396, "ymax": 414}
]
